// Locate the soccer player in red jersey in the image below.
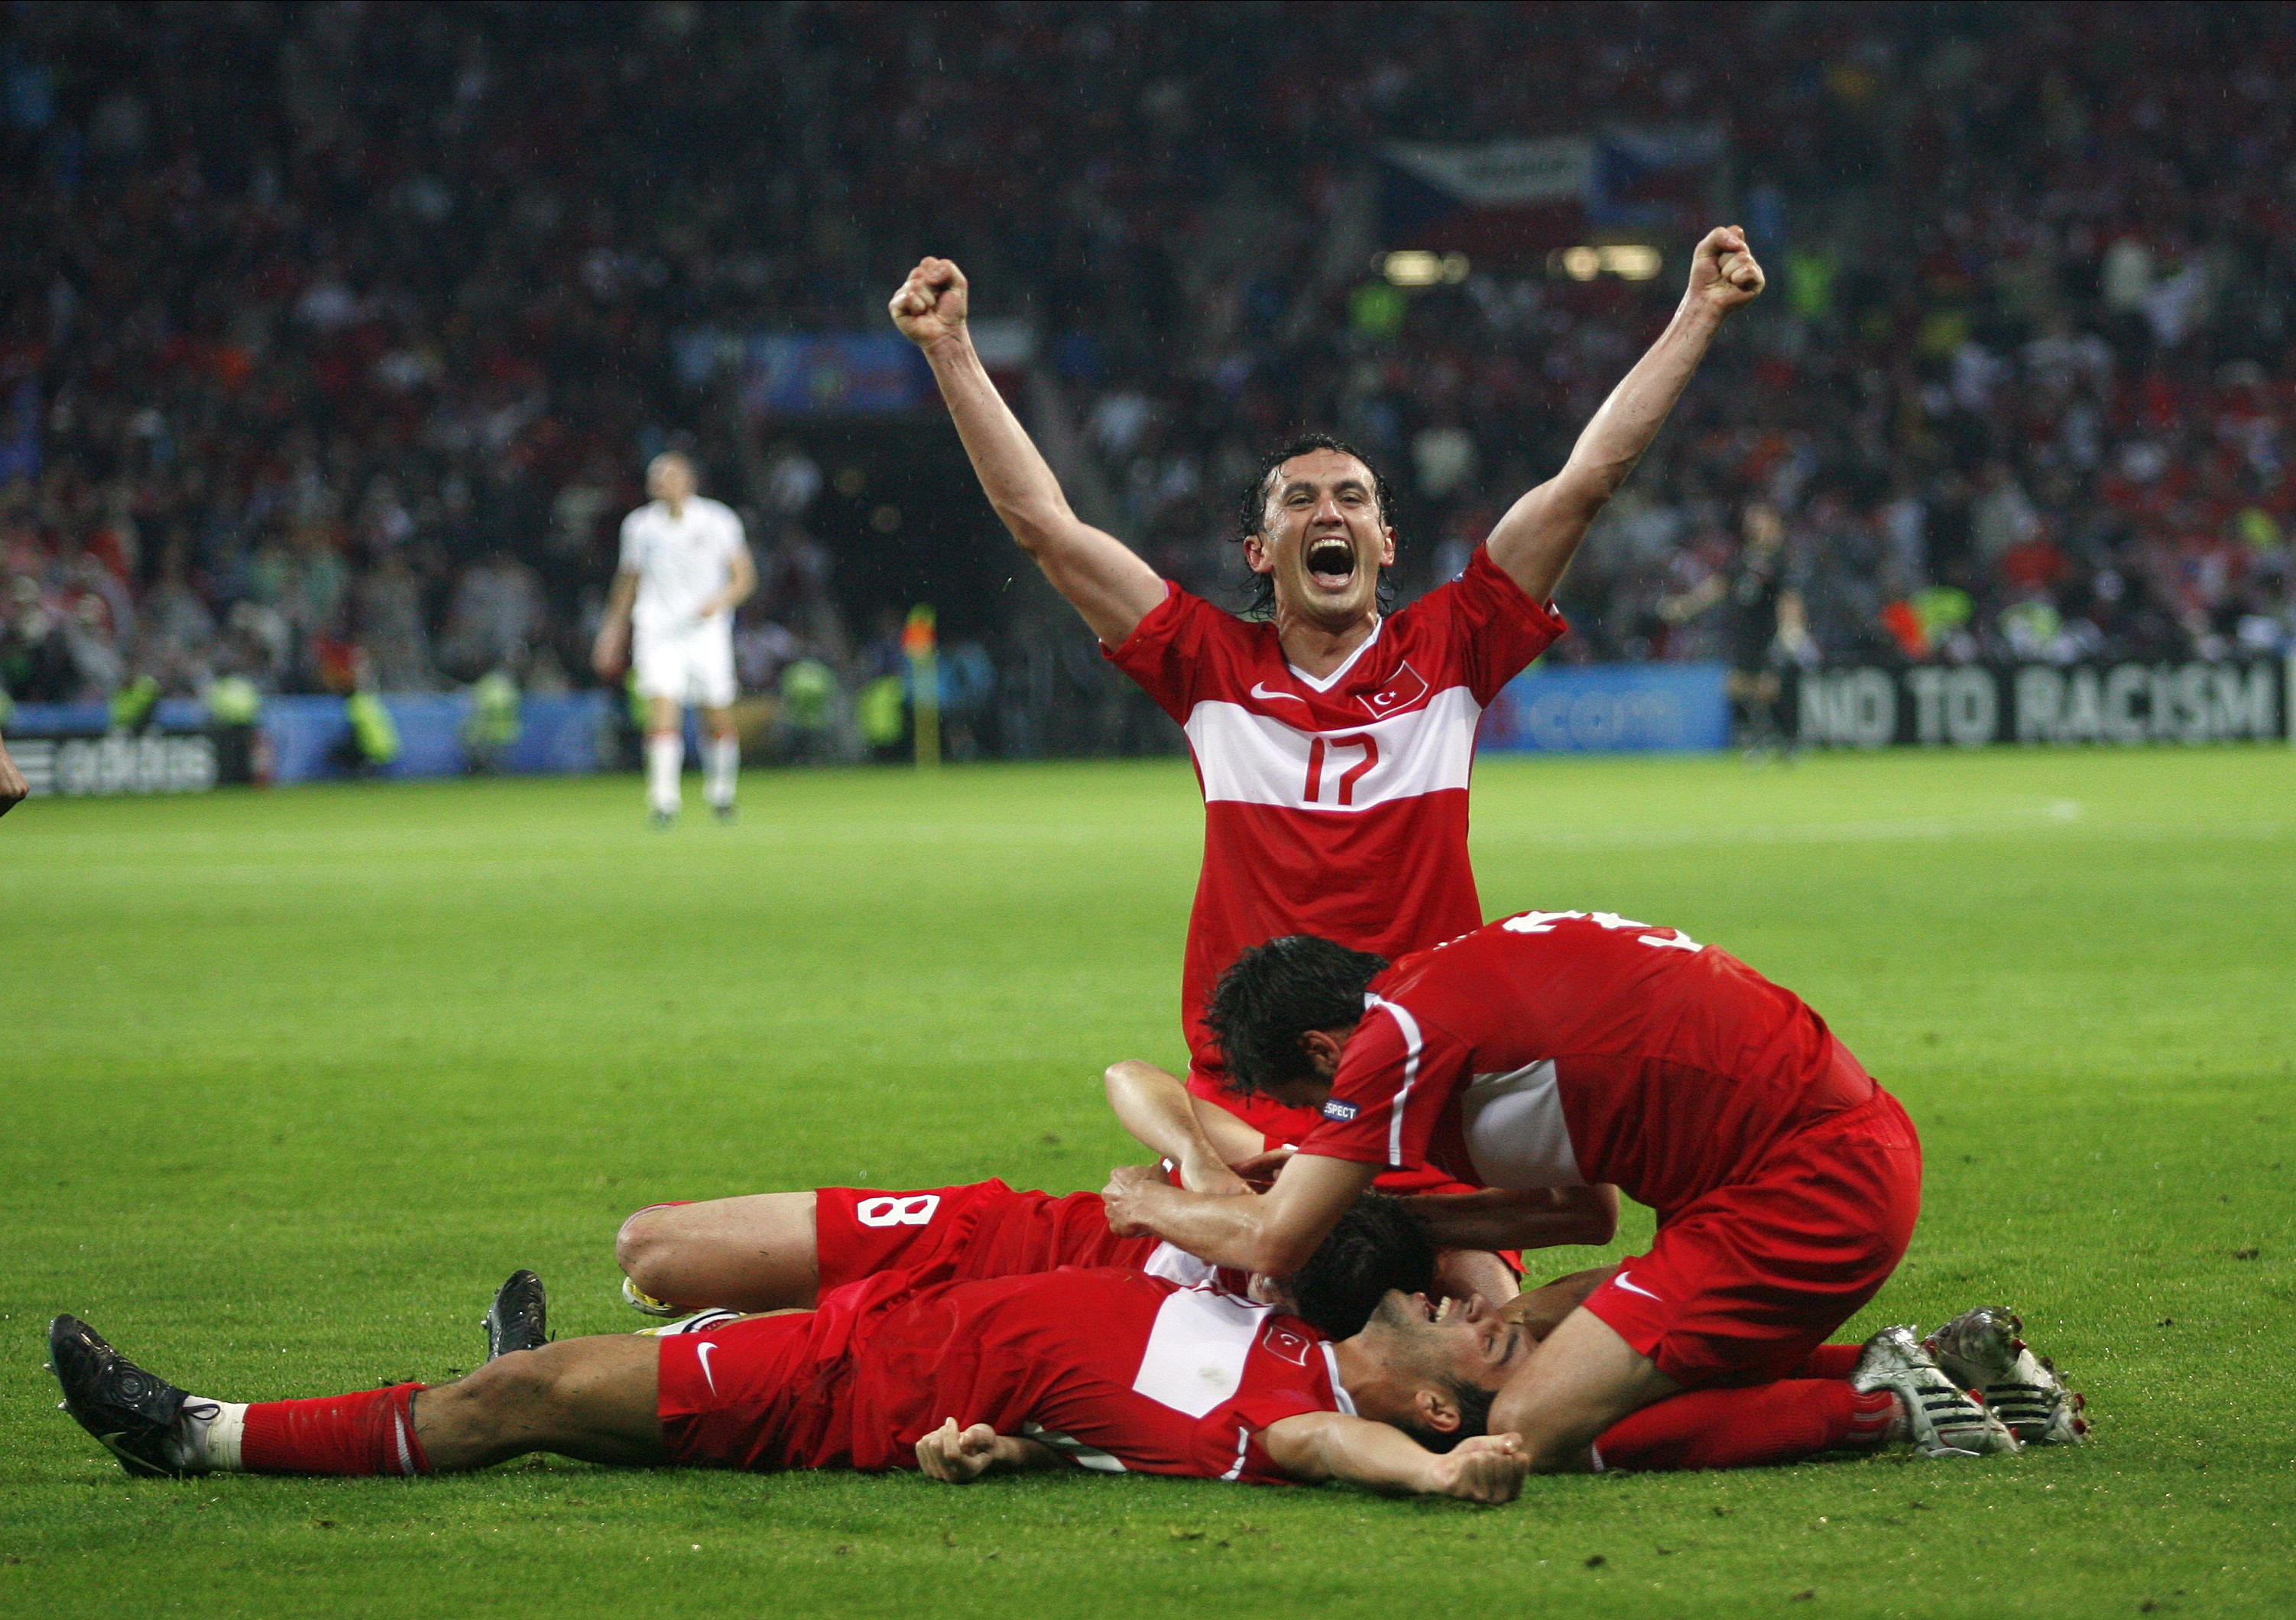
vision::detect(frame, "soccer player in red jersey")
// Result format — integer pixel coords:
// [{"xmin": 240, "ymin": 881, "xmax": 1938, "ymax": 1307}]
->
[
  {"xmin": 888, "ymin": 229, "xmax": 1767, "ymax": 1194},
  {"xmin": 49, "ymin": 1270, "xmax": 1534, "ymax": 1502},
  {"xmin": 1101, "ymin": 911, "xmax": 2067, "ymax": 1469}
]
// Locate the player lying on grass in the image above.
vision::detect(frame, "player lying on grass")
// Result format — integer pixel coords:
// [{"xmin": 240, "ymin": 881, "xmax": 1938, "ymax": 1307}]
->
[
  {"xmin": 612, "ymin": 1061, "xmax": 1584, "ymax": 1327},
  {"xmin": 50, "ymin": 1267, "xmax": 2079, "ymax": 1495},
  {"xmin": 1103, "ymin": 909, "xmax": 2091, "ymax": 1470},
  {"xmin": 47, "ymin": 1267, "xmax": 1536, "ymax": 1502},
  {"xmin": 889, "ymin": 228, "xmax": 1766, "ymax": 1246}
]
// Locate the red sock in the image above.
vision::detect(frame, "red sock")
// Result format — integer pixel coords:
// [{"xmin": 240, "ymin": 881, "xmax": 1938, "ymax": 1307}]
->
[
  {"xmin": 1790, "ymin": 1343, "xmax": 1864, "ymax": 1379},
  {"xmin": 1592, "ymin": 1380, "xmax": 1892, "ymax": 1471},
  {"xmin": 240, "ymin": 1384, "xmax": 431, "ymax": 1476}
]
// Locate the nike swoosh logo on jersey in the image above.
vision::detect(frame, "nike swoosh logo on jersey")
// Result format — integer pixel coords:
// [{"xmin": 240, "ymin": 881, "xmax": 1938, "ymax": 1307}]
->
[
  {"xmin": 1612, "ymin": 1272, "xmax": 1663, "ymax": 1302},
  {"xmin": 1249, "ymin": 682, "xmax": 1306, "ymax": 703},
  {"xmin": 695, "ymin": 1341, "xmax": 718, "ymax": 1395}
]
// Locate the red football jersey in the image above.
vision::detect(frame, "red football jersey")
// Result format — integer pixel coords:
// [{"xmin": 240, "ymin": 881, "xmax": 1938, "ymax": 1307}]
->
[
  {"xmin": 1107, "ymin": 546, "xmax": 1565, "ymax": 1165},
  {"xmin": 683, "ymin": 1267, "xmax": 1349, "ymax": 1482},
  {"xmin": 1298, "ymin": 910, "xmax": 1879, "ymax": 1217}
]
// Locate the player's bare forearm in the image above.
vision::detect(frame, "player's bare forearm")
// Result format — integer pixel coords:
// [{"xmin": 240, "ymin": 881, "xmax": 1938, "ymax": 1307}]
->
[
  {"xmin": 1486, "ymin": 226, "xmax": 1764, "ymax": 601},
  {"xmin": 603, "ymin": 571, "xmax": 637, "ymax": 627},
  {"xmin": 592, "ymin": 572, "xmax": 638, "ymax": 678},
  {"xmin": 0, "ymin": 733, "xmax": 26, "ymax": 816},
  {"xmin": 1260, "ymin": 1414, "xmax": 1528, "ymax": 1502},
  {"xmin": 1101, "ymin": 1154, "xmax": 1375, "ymax": 1273},
  {"xmin": 1103, "ymin": 1061, "xmax": 1250, "ymax": 1195},
  {"xmin": 1404, "ymin": 1184, "xmax": 1619, "ymax": 1251},
  {"xmin": 890, "ymin": 258, "xmax": 1163, "ymax": 644}
]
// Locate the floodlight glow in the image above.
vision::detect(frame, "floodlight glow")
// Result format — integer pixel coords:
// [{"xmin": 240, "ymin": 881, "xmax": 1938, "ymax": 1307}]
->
[
  {"xmin": 1599, "ymin": 245, "xmax": 1662, "ymax": 280},
  {"xmin": 1383, "ymin": 251, "xmax": 1446, "ymax": 287},
  {"xmin": 1559, "ymin": 246, "xmax": 1600, "ymax": 281}
]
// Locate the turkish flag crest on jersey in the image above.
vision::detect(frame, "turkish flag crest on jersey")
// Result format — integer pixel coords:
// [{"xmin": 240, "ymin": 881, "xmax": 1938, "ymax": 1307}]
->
[
  {"xmin": 1261, "ymin": 1324, "xmax": 1317, "ymax": 1366},
  {"xmin": 1358, "ymin": 661, "xmax": 1432, "ymax": 721}
]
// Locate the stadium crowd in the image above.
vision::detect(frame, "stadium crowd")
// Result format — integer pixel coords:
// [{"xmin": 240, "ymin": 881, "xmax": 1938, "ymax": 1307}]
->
[{"xmin": 3, "ymin": 3, "xmax": 2292, "ymax": 748}]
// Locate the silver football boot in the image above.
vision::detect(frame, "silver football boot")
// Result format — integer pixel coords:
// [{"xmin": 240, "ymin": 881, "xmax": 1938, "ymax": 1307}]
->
[
  {"xmin": 1850, "ymin": 1324, "xmax": 2022, "ymax": 1457},
  {"xmin": 1926, "ymin": 1307, "xmax": 2089, "ymax": 1445}
]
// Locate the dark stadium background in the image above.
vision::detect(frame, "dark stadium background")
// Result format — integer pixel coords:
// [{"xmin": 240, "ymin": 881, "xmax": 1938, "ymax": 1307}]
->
[{"xmin": 2, "ymin": 2, "xmax": 2291, "ymax": 762}]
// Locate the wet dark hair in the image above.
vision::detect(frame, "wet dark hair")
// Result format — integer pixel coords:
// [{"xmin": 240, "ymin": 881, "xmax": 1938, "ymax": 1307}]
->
[
  {"xmin": 1233, "ymin": 433, "xmax": 1399, "ymax": 620},
  {"xmin": 1206, "ymin": 935, "xmax": 1387, "ymax": 1095},
  {"xmin": 1284, "ymin": 1193, "xmax": 1437, "ymax": 1339}
]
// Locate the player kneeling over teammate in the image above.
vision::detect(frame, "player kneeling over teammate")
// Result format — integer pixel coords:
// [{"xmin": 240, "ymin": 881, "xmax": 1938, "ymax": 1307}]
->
[
  {"xmin": 1103, "ymin": 910, "xmax": 2089, "ymax": 1471},
  {"xmin": 48, "ymin": 1265, "xmax": 1533, "ymax": 1502}
]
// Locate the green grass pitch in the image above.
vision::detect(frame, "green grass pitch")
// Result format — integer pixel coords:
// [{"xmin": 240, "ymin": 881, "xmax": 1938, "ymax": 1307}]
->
[{"xmin": 2, "ymin": 747, "xmax": 2291, "ymax": 1618}]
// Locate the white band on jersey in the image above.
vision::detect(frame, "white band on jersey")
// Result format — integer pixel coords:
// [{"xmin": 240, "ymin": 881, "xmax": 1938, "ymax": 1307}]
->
[{"xmin": 1184, "ymin": 686, "xmax": 1480, "ymax": 813}]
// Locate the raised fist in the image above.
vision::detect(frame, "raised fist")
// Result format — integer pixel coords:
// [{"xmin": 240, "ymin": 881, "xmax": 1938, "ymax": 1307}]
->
[
  {"xmin": 1685, "ymin": 226, "xmax": 1766, "ymax": 316},
  {"xmin": 889, "ymin": 257, "xmax": 971, "ymax": 348}
]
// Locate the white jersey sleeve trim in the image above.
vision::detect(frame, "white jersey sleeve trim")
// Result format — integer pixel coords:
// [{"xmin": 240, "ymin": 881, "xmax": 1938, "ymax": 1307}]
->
[
  {"xmin": 1321, "ymin": 1343, "xmax": 1357, "ymax": 1416},
  {"xmin": 1218, "ymin": 1422, "xmax": 1252, "ymax": 1482},
  {"xmin": 1019, "ymin": 1421, "xmax": 1129, "ymax": 1473},
  {"xmin": 1364, "ymin": 993, "xmax": 1424, "ymax": 1168}
]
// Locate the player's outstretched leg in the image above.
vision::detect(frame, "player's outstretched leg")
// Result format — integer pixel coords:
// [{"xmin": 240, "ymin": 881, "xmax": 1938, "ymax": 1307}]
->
[
  {"xmin": 1926, "ymin": 1306, "xmax": 2090, "ymax": 1444},
  {"xmin": 1850, "ymin": 1324, "xmax": 2019, "ymax": 1457},
  {"xmin": 52, "ymin": 1306, "xmax": 666, "ymax": 1479}
]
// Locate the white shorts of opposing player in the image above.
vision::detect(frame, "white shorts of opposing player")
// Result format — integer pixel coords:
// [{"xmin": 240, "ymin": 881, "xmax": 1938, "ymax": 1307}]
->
[{"xmin": 634, "ymin": 620, "xmax": 739, "ymax": 819}]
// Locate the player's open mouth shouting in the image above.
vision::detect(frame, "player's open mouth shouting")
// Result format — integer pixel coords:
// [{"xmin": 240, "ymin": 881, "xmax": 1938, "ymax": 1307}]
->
[
  {"xmin": 1250, "ymin": 446, "xmax": 1396, "ymax": 628},
  {"xmin": 1305, "ymin": 533, "xmax": 1357, "ymax": 591}
]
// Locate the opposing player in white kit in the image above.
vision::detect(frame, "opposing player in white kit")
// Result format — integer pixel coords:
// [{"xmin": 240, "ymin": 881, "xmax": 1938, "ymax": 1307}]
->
[{"xmin": 590, "ymin": 453, "xmax": 756, "ymax": 825}]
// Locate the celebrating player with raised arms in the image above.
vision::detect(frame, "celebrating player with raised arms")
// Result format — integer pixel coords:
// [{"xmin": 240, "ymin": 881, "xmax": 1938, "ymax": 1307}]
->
[{"xmin": 889, "ymin": 228, "xmax": 1766, "ymax": 1214}]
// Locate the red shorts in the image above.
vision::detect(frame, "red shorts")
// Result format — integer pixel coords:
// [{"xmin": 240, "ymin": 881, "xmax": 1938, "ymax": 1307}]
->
[
  {"xmin": 1581, "ymin": 1087, "xmax": 1923, "ymax": 1387},
  {"xmin": 656, "ymin": 1274, "xmax": 914, "ymax": 1472},
  {"xmin": 814, "ymin": 1180, "xmax": 1150, "ymax": 1294}
]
